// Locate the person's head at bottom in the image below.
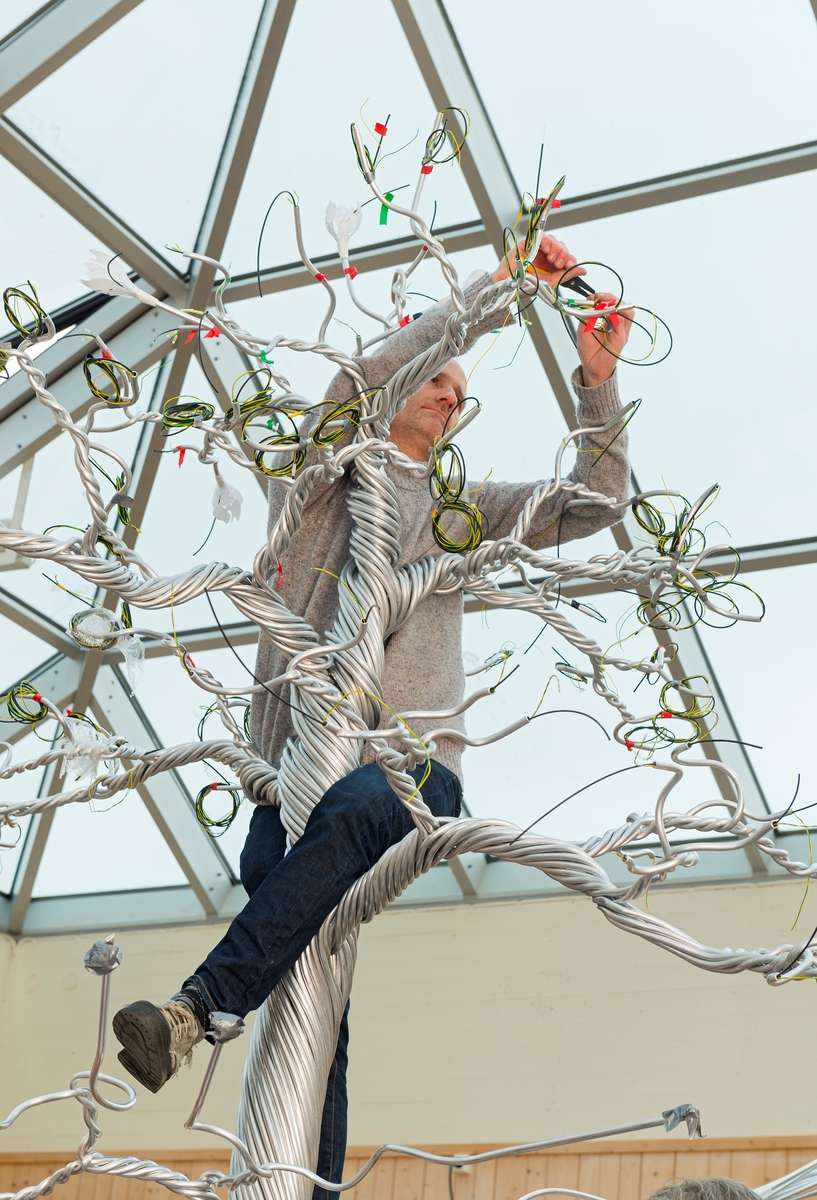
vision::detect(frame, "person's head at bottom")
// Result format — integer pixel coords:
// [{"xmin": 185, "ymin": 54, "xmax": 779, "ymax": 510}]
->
[{"xmin": 648, "ymin": 1178, "xmax": 759, "ymax": 1200}]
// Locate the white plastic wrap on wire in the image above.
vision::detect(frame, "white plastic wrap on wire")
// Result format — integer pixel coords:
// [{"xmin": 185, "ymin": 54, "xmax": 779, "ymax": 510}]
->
[{"xmin": 0, "ymin": 108, "xmax": 808, "ymax": 1200}]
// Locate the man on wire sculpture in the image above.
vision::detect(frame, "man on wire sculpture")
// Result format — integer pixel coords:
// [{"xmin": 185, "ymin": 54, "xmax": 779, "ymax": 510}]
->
[{"xmin": 112, "ymin": 234, "xmax": 634, "ymax": 1191}]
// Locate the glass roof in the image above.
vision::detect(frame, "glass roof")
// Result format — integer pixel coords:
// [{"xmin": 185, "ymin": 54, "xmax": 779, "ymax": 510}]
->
[
  {"xmin": 0, "ymin": 154, "xmax": 114, "ymax": 311},
  {"xmin": 446, "ymin": 0, "xmax": 817, "ymax": 197},
  {"xmin": 222, "ymin": 0, "xmax": 479, "ymax": 272},
  {"xmin": 8, "ymin": 0, "xmax": 266, "ymax": 254},
  {"xmin": 0, "ymin": 0, "xmax": 814, "ymax": 932}
]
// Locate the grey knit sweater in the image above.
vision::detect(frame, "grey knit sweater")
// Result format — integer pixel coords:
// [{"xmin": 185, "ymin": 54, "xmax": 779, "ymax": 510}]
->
[{"xmin": 251, "ymin": 273, "xmax": 630, "ymax": 786}]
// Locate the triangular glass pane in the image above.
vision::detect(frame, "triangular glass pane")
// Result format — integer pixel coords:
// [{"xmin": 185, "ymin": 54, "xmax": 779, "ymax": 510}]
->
[
  {"xmin": 8, "ymin": 0, "xmax": 265, "ymax": 253},
  {"xmin": 0, "ymin": 609, "xmax": 59, "ymax": 693},
  {"xmin": 32, "ymin": 787, "xmax": 187, "ymax": 897},
  {"xmin": 461, "ymin": 604, "xmax": 716, "ymax": 840},
  {"xmin": 135, "ymin": 648, "xmax": 255, "ymax": 877},
  {"xmin": 446, "ymin": 0, "xmax": 817, "ymax": 197},
  {"xmin": 223, "ymin": 0, "xmax": 480, "ymax": 275},
  {"xmin": 697, "ymin": 563, "xmax": 814, "ymax": 819},
  {"xmin": 559, "ymin": 171, "xmax": 817, "ymax": 545},
  {"xmin": 0, "ymin": 155, "xmax": 113, "ymax": 312}
]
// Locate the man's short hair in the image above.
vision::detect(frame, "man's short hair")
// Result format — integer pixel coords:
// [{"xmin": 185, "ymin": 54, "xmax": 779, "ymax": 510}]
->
[{"xmin": 648, "ymin": 1177, "xmax": 758, "ymax": 1200}]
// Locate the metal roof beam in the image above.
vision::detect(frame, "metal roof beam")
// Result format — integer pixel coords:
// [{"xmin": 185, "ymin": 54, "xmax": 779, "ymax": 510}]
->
[
  {"xmin": 6, "ymin": 764, "xmax": 61, "ymax": 934},
  {"xmin": 6, "ymin": 644, "xmax": 102, "ymax": 933},
  {"xmin": 1, "ymin": 294, "xmax": 150, "ymax": 424},
  {"xmin": 0, "ymin": 119, "xmax": 185, "ymax": 298},
  {"xmin": 0, "ymin": 301, "xmax": 176, "ymax": 479},
  {"xmin": 190, "ymin": 0, "xmax": 298, "ymax": 300},
  {"xmin": 220, "ymin": 220, "xmax": 488, "ymax": 304},
  {"xmin": 549, "ymin": 141, "xmax": 817, "ymax": 229},
  {"xmin": 0, "ymin": 653, "xmax": 84, "ymax": 741},
  {"xmin": 0, "ymin": 586, "xmax": 80, "ymax": 658},
  {"xmin": 19, "ymin": 884, "xmax": 242, "ymax": 937},
  {"xmin": 391, "ymin": 0, "xmax": 580, "ymax": 427},
  {"xmin": 0, "ymin": 0, "xmax": 145, "ymax": 112}
]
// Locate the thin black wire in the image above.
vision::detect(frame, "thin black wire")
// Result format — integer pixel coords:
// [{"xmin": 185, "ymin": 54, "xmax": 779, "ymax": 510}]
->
[
  {"xmin": 587, "ymin": 307, "xmax": 674, "ymax": 368},
  {"xmin": 531, "ymin": 708, "xmax": 609, "ymax": 739},
  {"xmin": 785, "ymin": 800, "xmax": 817, "ymax": 821},
  {"xmin": 510, "ymin": 762, "xmax": 647, "ymax": 845},
  {"xmin": 195, "ymin": 308, "xmax": 221, "ymax": 398},
  {"xmin": 778, "ymin": 919, "xmax": 817, "ymax": 976},
  {"xmin": 361, "ymin": 183, "xmax": 410, "ymax": 207},
  {"xmin": 534, "ymin": 142, "xmax": 544, "ymax": 201},
  {"xmin": 256, "ymin": 191, "xmax": 298, "ymax": 298},
  {"xmin": 691, "ymin": 737, "xmax": 764, "ymax": 750},
  {"xmin": 771, "ymin": 774, "xmax": 802, "ymax": 827},
  {"xmin": 204, "ymin": 590, "xmax": 324, "ymax": 724},
  {"xmin": 193, "ymin": 517, "xmax": 218, "ymax": 557},
  {"xmin": 587, "ymin": 399, "xmax": 642, "ymax": 477}
]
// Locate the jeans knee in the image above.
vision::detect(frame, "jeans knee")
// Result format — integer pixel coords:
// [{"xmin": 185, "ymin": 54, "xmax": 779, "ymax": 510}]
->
[{"xmin": 239, "ymin": 804, "xmax": 287, "ymax": 896}]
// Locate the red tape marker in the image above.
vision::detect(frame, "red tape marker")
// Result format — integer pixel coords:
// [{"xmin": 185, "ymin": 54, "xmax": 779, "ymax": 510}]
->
[
  {"xmin": 210, "ymin": 782, "xmax": 219, "ymax": 791},
  {"xmin": 178, "ymin": 447, "xmax": 186, "ymax": 467},
  {"xmin": 185, "ymin": 330, "xmax": 196, "ymax": 344},
  {"xmin": 314, "ymin": 272, "xmax": 327, "ymax": 282},
  {"xmin": 551, "ymin": 198, "xmax": 561, "ymax": 209},
  {"xmin": 625, "ymin": 738, "xmax": 635, "ymax": 751},
  {"xmin": 399, "ymin": 314, "xmax": 411, "ymax": 327},
  {"xmin": 205, "ymin": 327, "xmax": 220, "ymax": 339},
  {"xmin": 32, "ymin": 693, "xmax": 43, "ymax": 704},
  {"xmin": 660, "ymin": 710, "xmax": 673, "ymax": 719},
  {"xmin": 100, "ymin": 348, "xmax": 113, "ymax": 360},
  {"xmin": 374, "ymin": 122, "xmax": 388, "ymax": 137},
  {"xmin": 344, "ymin": 265, "xmax": 358, "ymax": 280},
  {"xmin": 582, "ymin": 318, "xmax": 597, "ymax": 334},
  {"xmin": 420, "ymin": 163, "xmax": 433, "ymax": 175}
]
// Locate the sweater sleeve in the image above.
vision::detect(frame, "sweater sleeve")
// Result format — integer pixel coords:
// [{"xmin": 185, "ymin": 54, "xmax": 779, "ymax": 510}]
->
[
  {"xmin": 323, "ymin": 272, "xmax": 498, "ymax": 403},
  {"xmin": 471, "ymin": 366, "xmax": 631, "ymax": 548}
]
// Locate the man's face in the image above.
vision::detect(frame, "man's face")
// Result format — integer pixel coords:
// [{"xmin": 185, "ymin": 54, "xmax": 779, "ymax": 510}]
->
[{"xmin": 388, "ymin": 363, "xmax": 467, "ymax": 461}]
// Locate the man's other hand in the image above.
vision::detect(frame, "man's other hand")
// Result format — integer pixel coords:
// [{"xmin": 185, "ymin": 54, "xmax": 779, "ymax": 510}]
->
[
  {"xmin": 492, "ymin": 234, "xmax": 585, "ymax": 290},
  {"xmin": 577, "ymin": 290, "xmax": 634, "ymax": 388}
]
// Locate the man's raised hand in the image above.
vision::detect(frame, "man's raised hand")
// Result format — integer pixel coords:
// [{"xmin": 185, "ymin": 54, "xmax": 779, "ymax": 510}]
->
[
  {"xmin": 492, "ymin": 234, "xmax": 586, "ymax": 289},
  {"xmin": 577, "ymin": 290, "xmax": 634, "ymax": 388}
]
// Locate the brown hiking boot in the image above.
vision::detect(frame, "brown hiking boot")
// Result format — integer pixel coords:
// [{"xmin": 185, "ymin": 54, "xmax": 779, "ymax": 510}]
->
[{"xmin": 112, "ymin": 999, "xmax": 203, "ymax": 1093}]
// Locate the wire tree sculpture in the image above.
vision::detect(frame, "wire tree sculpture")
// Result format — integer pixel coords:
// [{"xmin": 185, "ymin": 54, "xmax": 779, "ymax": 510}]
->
[{"xmin": 1, "ymin": 110, "xmax": 815, "ymax": 1200}]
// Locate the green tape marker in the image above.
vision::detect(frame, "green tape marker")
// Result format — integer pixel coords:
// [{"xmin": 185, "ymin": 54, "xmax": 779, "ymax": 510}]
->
[{"xmin": 379, "ymin": 192, "xmax": 394, "ymax": 226}]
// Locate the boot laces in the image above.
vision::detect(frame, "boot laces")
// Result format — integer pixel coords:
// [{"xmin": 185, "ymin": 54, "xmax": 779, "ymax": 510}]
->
[{"xmin": 161, "ymin": 1001, "xmax": 202, "ymax": 1072}]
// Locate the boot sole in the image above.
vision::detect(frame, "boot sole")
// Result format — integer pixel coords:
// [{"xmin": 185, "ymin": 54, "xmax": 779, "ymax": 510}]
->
[{"xmin": 112, "ymin": 1001, "xmax": 172, "ymax": 1093}]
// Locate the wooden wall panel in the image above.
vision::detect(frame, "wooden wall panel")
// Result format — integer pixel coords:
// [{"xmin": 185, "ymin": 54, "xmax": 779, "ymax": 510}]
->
[{"xmin": 3, "ymin": 1138, "xmax": 817, "ymax": 1200}]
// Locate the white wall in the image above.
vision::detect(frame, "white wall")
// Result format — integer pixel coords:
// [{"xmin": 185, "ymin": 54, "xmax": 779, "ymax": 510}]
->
[{"xmin": 1, "ymin": 879, "xmax": 814, "ymax": 1154}]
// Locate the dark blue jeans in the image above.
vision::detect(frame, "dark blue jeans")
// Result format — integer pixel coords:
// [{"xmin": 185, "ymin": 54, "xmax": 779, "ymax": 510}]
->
[{"xmin": 181, "ymin": 761, "xmax": 462, "ymax": 1200}]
